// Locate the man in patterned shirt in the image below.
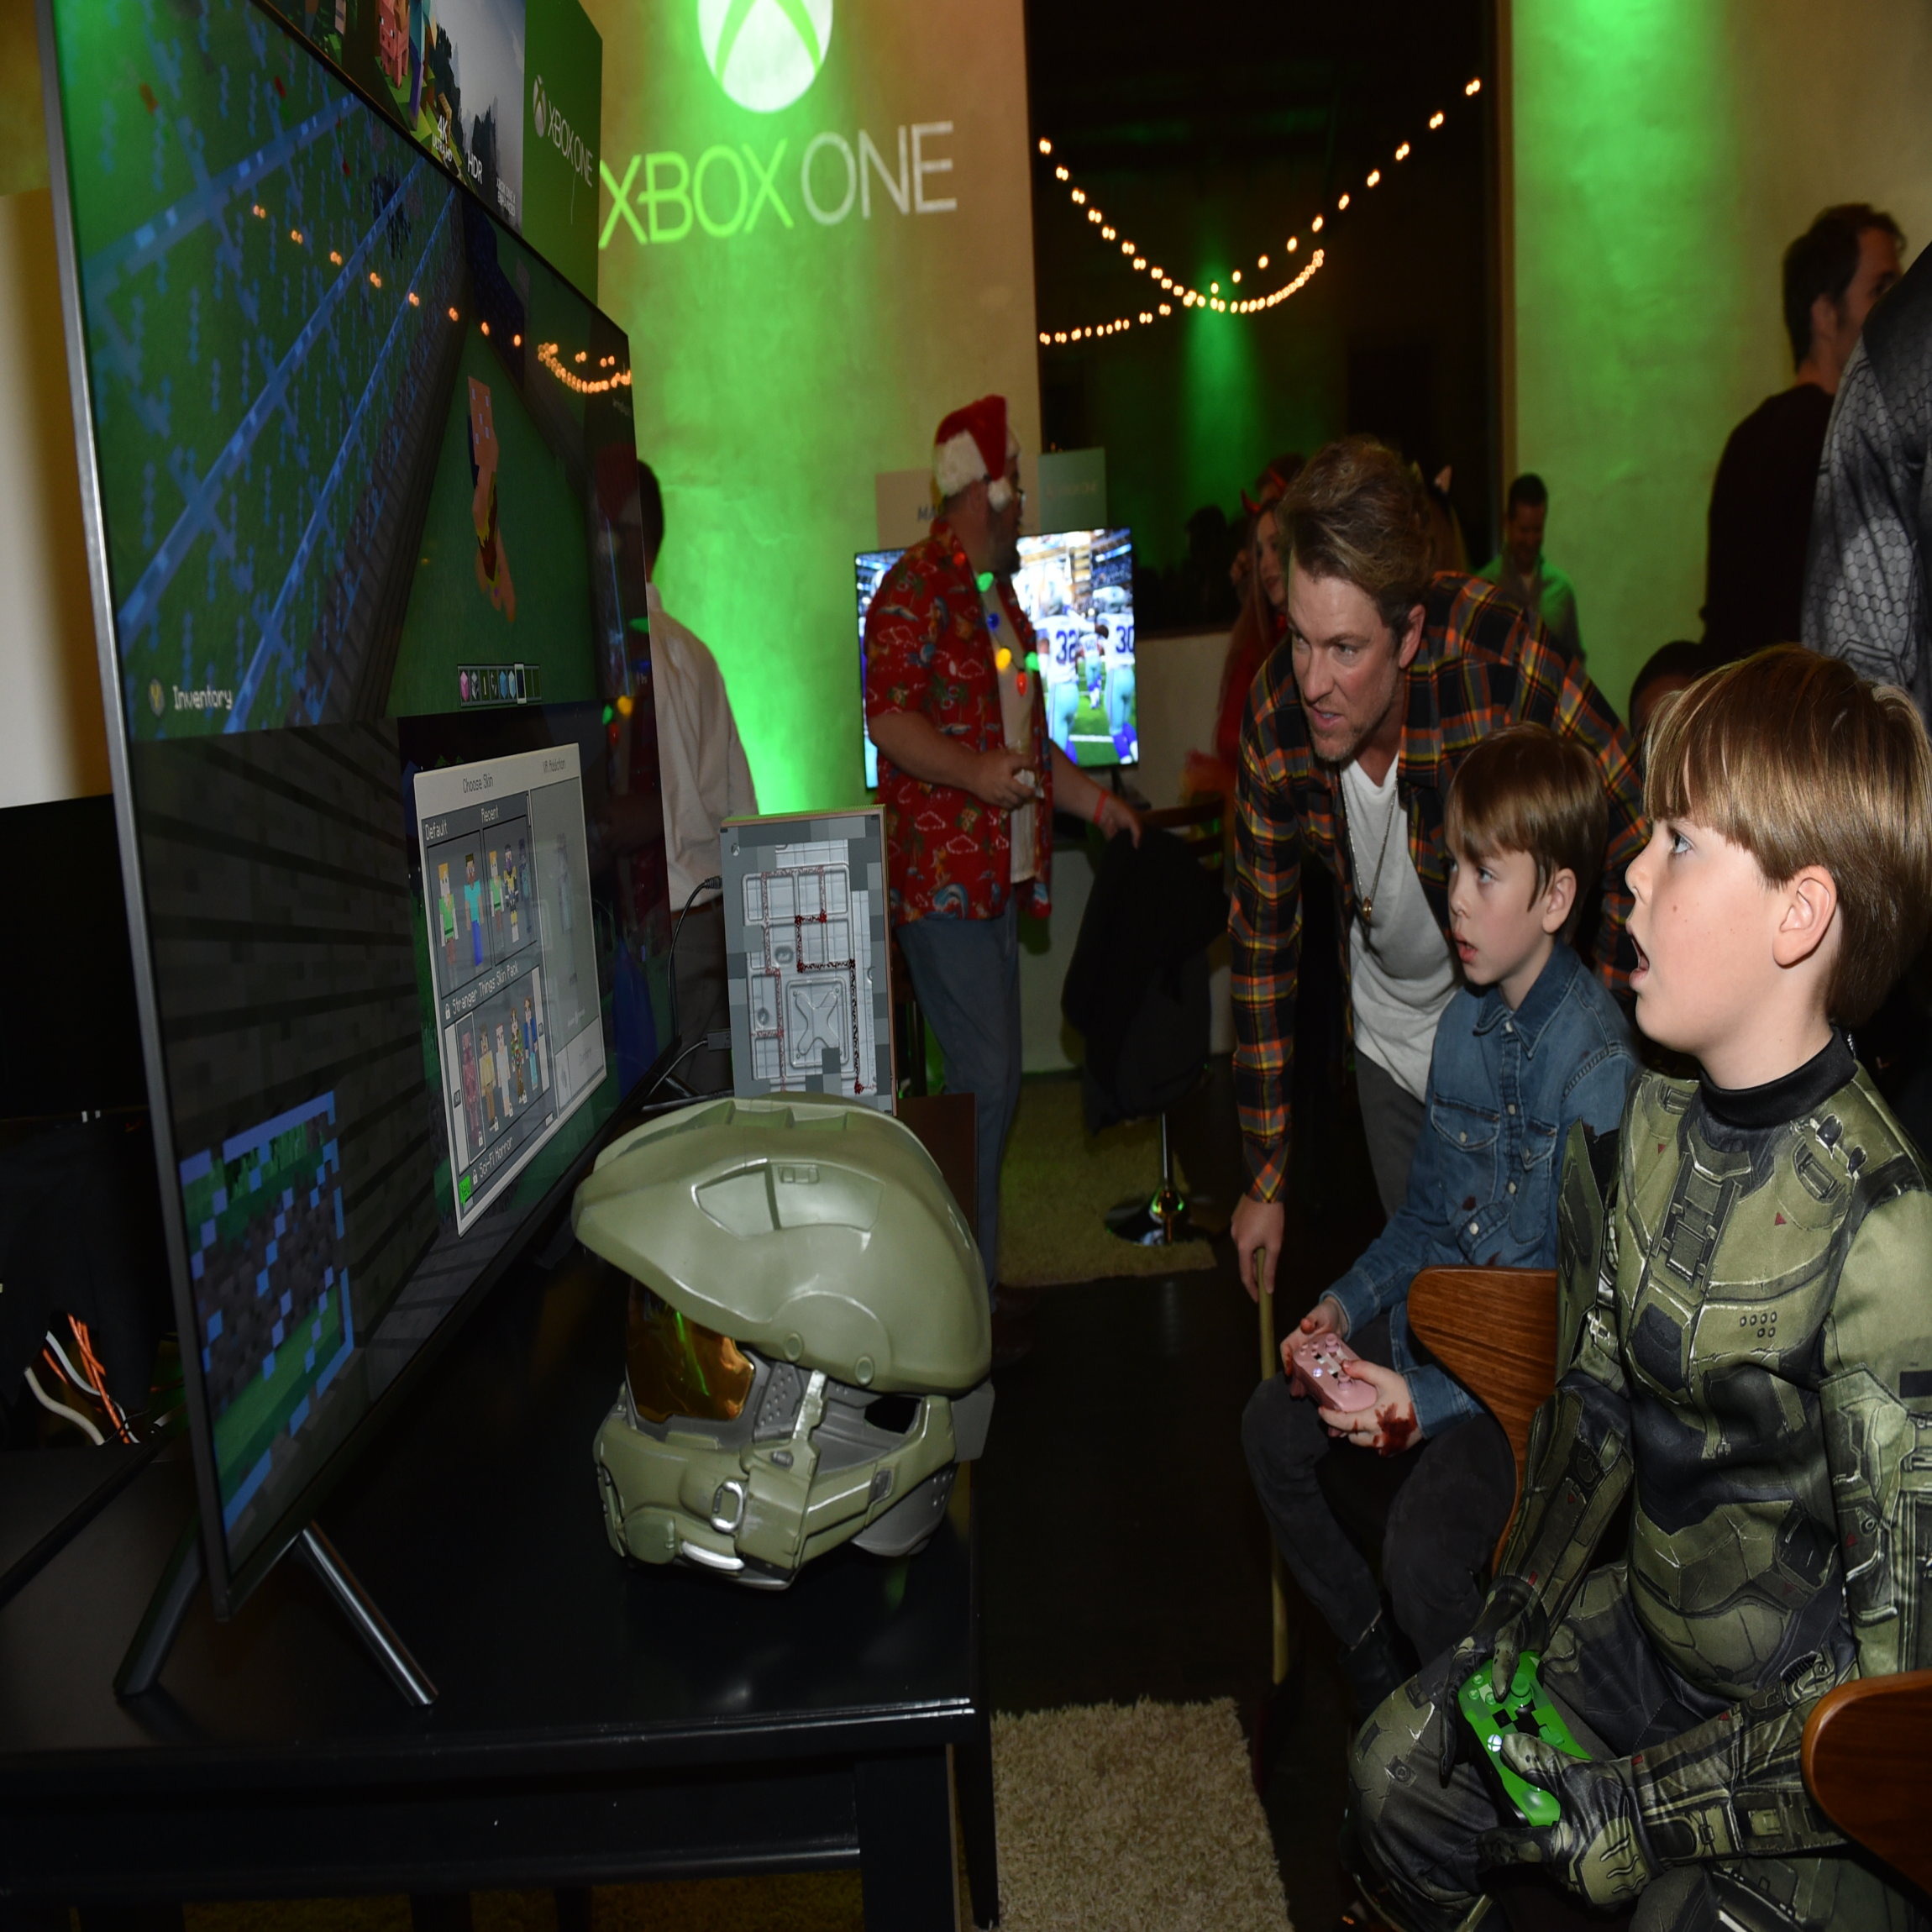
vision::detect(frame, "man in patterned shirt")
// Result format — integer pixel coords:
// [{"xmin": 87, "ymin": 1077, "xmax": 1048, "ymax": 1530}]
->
[
  {"xmin": 866, "ymin": 396, "xmax": 1139, "ymax": 1330},
  {"xmin": 1230, "ymin": 438, "xmax": 1644, "ymax": 1308}
]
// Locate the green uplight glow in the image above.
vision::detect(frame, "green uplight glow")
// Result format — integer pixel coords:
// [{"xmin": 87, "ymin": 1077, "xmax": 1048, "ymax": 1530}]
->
[
  {"xmin": 596, "ymin": 0, "xmax": 874, "ymax": 811},
  {"xmin": 1513, "ymin": 0, "xmax": 1748, "ymax": 717}
]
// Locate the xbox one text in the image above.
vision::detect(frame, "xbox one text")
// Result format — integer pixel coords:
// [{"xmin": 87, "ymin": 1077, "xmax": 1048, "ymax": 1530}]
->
[{"xmin": 599, "ymin": 122, "xmax": 957, "ymax": 248}]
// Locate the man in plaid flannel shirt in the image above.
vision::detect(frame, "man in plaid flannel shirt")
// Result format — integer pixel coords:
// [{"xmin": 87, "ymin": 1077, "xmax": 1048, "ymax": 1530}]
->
[{"xmin": 1230, "ymin": 438, "xmax": 1644, "ymax": 1305}]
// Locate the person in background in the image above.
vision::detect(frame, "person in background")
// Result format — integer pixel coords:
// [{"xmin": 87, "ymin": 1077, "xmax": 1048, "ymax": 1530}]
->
[
  {"xmin": 1243, "ymin": 727, "xmax": 1635, "ymax": 1723},
  {"xmin": 1478, "ymin": 473, "xmax": 1580, "ymax": 660},
  {"xmin": 638, "ymin": 460, "xmax": 758, "ymax": 1096},
  {"xmin": 1805, "ymin": 231, "xmax": 1932, "ymax": 722},
  {"xmin": 1627, "ymin": 639, "xmax": 1712, "ymax": 754},
  {"xmin": 1804, "ymin": 237, "xmax": 1932, "ymax": 1161},
  {"xmin": 1419, "ymin": 464, "xmax": 1470, "ymax": 577},
  {"xmin": 1181, "ymin": 454, "xmax": 1303, "ymax": 808},
  {"xmin": 1705, "ymin": 202, "xmax": 1903, "ymax": 658},
  {"xmin": 865, "ymin": 396, "xmax": 1141, "ymax": 1356},
  {"xmin": 1229, "ymin": 437, "xmax": 1642, "ymax": 1306}
]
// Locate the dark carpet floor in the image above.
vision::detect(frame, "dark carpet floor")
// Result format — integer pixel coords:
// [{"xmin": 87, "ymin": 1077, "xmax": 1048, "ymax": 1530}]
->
[{"xmin": 979, "ymin": 1036, "xmax": 1387, "ymax": 1932}]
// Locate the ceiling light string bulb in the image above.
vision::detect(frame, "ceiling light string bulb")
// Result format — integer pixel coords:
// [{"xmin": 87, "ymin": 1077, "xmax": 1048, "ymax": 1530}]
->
[{"xmin": 1034, "ymin": 68, "xmax": 1478, "ymax": 344}]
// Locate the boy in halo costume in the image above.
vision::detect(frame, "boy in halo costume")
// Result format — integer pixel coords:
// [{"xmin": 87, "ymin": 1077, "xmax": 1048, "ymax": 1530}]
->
[{"xmin": 1349, "ymin": 648, "xmax": 1932, "ymax": 1932}]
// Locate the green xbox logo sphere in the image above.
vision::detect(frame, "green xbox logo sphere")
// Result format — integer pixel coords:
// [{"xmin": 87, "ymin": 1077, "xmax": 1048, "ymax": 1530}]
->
[{"xmin": 698, "ymin": 0, "xmax": 833, "ymax": 113}]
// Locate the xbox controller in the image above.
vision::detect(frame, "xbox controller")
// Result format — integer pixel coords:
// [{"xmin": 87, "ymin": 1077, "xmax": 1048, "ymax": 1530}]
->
[
  {"xmin": 1289, "ymin": 1333, "xmax": 1378, "ymax": 1413},
  {"xmin": 1457, "ymin": 1649, "xmax": 1589, "ymax": 1826}
]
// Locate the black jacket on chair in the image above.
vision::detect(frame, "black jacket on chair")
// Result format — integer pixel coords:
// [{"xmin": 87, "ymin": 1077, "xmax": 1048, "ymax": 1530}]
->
[{"xmin": 1062, "ymin": 827, "xmax": 1230, "ymax": 1131}]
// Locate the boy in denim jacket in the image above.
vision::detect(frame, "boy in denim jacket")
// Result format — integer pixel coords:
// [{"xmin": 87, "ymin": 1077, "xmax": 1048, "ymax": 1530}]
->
[{"xmin": 1243, "ymin": 725, "xmax": 1637, "ymax": 1716}]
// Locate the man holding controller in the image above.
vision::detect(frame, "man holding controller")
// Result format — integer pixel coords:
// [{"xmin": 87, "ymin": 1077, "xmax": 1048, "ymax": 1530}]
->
[{"xmin": 866, "ymin": 396, "xmax": 1138, "ymax": 1348}]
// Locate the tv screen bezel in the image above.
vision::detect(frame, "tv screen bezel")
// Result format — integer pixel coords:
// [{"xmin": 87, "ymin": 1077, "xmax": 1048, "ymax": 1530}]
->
[{"xmin": 34, "ymin": 0, "xmax": 674, "ymax": 1620}]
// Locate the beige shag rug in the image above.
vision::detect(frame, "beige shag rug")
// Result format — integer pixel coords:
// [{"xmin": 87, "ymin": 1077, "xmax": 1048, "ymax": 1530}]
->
[
  {"xmin": 990, "ymin": 1700, "xmax": 1290, "ymax": 1931},
  {"xmin": 182, "ymin": 1700, "xmax": 1287, "ymax": 1932},
  {"xmin": 1000, "ymin": 1076, "xmax": 1217, "ymax": 1287}
]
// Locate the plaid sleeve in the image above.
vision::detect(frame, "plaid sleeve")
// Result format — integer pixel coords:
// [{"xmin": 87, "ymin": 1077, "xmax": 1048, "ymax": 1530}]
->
[
  {"xmin": 864, "ymin": 559, "xmax": 937, "ymax": 721},
  {"xmin": 1506, "ymin": 611, "xmax": 1646, "ymax": 989},
  {"xmin": 1231, "ymin": 669, "xmax": 1302, "ymax": 1200}
]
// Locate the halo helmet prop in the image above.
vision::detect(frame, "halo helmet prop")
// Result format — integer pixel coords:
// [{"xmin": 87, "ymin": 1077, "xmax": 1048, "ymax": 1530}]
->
[{"xmin": 574, "ymin": 1096, "xmax": 995, "ymax": 1588}]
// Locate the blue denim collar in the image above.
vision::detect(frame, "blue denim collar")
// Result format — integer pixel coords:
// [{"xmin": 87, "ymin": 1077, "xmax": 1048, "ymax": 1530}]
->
[{"xmin": 1470, "ymin": 941, "xmax": 1581, "ymax": 1053}]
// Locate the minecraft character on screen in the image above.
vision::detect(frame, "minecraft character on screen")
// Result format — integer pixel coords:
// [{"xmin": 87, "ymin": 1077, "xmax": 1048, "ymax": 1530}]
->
[
  {"xmin": 464, "ymin": 853, "xmax": 484, "ymax": 967},
  {"xmin": 509, "ymin": 1015, "xmax": 528, "ymax": 1105},
  {"xmin": 488, "ymin": 849, "xmax": 505, "ymax": 942},
  {"xmin": 1349, "ymin": 650, "xmax": 1932, "ymax": 1932},
  {"xmin": 437, "ymin": 861, "xmax": 458, "ymax": 968},
  {"xmin": 522, "ymin": 995, "xmax": 543, "ymax": 1094},
  {"xmin": 496, "ymin": 1023, "xmax": 513, "ymax": 1120},
  {"xmin": 479, "ymin": 1024, "xmax": 497, "ymax": 1130},
  {"xmin": 505, "ymin": 843, "xmax": 522, "ymax": 946},
  {"xmin": 467, "ymin": 377, "xmax": 516, "ymax": 622},
  {"xmin": 459, "ymin": 1026, "xmax": 483, "ymax": 1148}
]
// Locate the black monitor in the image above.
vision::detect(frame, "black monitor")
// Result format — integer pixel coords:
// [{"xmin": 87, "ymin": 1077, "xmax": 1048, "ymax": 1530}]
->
[
  {"xmin": 39, "ymin": 0, "xmax": 670, "ymax": 1616},
  {"xmin": 856, "ymin": 528, "xmax": 1137, "ymax": 790}
]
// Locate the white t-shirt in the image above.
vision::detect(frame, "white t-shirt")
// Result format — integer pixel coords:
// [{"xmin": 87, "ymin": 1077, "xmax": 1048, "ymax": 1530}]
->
[
  {"xmin": 982, "ymin": 582, "xmax": 1037, "ymax": 884},
  {"xmin": 1340, "ymin": 755, "xmax": 1455, "ymax": 1100},
  {"xmin": 648, "ymin": 583, "xmax": 759, "ymax": 910}
]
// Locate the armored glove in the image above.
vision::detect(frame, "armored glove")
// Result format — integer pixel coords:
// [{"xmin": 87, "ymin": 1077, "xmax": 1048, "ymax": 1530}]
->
[
  {"xmin": 1424, "ymin": 1572, "xmax": 1547, "ymax": 1783},
  {"xmin": 1477, "ymin": 1735, "xmax": 1657, "ymax": 1908}
]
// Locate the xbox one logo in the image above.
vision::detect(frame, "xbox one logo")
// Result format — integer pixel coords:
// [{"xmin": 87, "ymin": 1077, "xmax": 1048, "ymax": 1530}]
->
[
  {"xmin": 698, "ymin": 0, "xmax": 833, "ymax": 113},
  {"xmin": 533, "ymin": 75, "xmax": 548, "ymax": 138}
]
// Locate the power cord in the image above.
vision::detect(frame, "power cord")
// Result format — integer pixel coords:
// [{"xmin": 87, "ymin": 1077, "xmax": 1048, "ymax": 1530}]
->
[{"xmin": 664, "ymin": 874, "xmax": 723, "ymax": 1052}]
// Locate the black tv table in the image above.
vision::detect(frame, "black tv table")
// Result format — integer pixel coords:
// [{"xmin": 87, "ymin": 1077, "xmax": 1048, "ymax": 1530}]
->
[{"xmin": 0, "ymin": 1249, "xmax": 998, "ymax": 1929}]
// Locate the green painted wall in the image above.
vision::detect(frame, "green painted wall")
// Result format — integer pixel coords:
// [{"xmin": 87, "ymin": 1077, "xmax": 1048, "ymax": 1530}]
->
[
  {"xmin": 1509, "ymin": 0, "xmax": 1932, "ymax": 717},
  {"xmin": 587, "ymin": 0, "xmax": 1041, "ymax": 814}
]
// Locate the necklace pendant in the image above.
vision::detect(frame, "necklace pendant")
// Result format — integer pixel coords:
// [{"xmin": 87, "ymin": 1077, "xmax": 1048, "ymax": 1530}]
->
[{"xmin": 1360, "ymin": 895, "xmax": 1373, "ymax": 927}]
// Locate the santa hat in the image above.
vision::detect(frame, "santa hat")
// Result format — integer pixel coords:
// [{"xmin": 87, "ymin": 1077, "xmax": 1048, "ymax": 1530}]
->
[{"xmin": 934, "ymin": 396, "xmax": 1019, "ymax": 511}]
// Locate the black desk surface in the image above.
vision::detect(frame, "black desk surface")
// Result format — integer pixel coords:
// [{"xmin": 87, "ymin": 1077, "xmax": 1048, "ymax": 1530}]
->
[{"xmin": 0, "ymin": 1246, "xmax": 982, "ymax": 1835}]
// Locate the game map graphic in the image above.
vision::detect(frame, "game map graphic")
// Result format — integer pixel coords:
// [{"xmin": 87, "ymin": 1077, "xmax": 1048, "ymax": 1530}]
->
[
  {"xmin": 416, "ymin": 743, "xmax": 605, "ymax": 1231},
  {"xmin": 180, "ymin": 1093, "xmax": 350, "ymax": 1533},
  {"xmin": 56, "ymin": 0, "xmax": 635, "ymax": 743},
  {"xmin": 722, "ymin": 811, "xmax": 893, "ymax": 1114}
]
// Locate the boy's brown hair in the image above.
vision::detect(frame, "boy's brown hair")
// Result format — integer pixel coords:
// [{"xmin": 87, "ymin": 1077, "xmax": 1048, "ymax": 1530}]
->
[
  {"xmin": 1444, "ymin": 724, "xmax": 1608, "ymax": 945},
  {"xmin": 1645, "ymin": 646, "xmax": 1932, "ymax": 1025}
]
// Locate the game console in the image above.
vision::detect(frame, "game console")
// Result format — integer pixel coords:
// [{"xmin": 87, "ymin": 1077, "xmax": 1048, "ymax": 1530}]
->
[
  {"xmin": 1457, "ymin": 1650, "xmax": 1589, "ymax": 1826},
  {"xmin": 1289, "ymin": 1333, "xmax": 1379, "ymax": 1412}
]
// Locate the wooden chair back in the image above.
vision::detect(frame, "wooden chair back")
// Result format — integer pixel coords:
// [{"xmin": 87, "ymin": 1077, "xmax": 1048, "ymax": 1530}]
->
[
  {"xmin": 1801, "ymin": 1668, "xmax": 1932, "ymax": 1896},
  {"xmin": 1404, "ymin": 1266, "xmax": 1559, "ymax": 1564}
]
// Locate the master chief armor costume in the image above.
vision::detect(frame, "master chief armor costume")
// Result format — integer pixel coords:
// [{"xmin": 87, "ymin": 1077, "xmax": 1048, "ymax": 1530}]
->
[
  {"xmin": 573, "ymin": 1097, "xmax": 995, "ymax": 1588},
  {"xmin": 1350, "ymin": 1032, "xmax": 1932, "ymax": 1932}
]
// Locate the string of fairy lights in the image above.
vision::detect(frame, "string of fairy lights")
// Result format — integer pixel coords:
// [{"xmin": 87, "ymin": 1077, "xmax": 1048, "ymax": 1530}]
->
[{"xmin": 1036, "ymin": 76, "xmax": 1483, "ymax": 348}]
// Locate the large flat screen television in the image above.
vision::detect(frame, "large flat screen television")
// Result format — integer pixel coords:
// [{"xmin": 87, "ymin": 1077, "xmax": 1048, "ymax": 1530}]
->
[
  {"xmin": 857, "ymin": 527, "xmax": 1137, "ymax": 790},
  {"xmin": 39, "ymin": 0, "xmax": 671, "ymax": 1618}
]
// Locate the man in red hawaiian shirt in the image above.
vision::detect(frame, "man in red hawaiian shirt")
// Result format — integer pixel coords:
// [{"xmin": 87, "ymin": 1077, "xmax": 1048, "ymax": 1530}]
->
[{"xmin": 866, "ymin": 396, "xmax": 1138, "ymax": 1325}]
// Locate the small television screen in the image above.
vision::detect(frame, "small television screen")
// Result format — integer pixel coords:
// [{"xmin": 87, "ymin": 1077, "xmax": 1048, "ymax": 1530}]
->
[
  {"xmin": 857, "ymin": 528, "xmax": 1137, "ymax": 790},
  {"xmin": 43, "ymin": 0, "xmax": 670, "ymax": 1613}
]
